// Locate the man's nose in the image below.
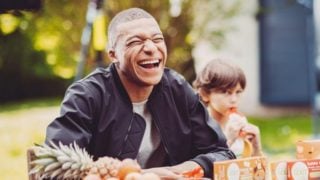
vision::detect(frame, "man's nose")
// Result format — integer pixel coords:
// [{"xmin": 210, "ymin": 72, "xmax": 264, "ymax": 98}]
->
[{"xmin": 143, "ymin": 39, "xmax": 157, "ymax": 54}]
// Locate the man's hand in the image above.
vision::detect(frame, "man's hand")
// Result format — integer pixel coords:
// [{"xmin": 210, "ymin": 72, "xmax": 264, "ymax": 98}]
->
[
  {"xmin": 142, "ymin": 161, "xmax": 201, "ymax": 179},
  {"xmin": 142, "ymin": 167, "xmax": 182, "ymax": 179},
  {"xmin": 169, "ymin": 161, "xmax": 200, "ymax": 175}
]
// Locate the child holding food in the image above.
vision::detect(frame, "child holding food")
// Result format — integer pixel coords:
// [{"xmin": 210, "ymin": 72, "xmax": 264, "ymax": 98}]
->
[{"xmin": 193, "ymin": 58, "xmax": 263, "ymax": 157}]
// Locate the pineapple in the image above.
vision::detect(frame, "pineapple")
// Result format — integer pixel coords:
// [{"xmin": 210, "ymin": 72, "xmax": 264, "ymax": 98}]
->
[
  {"xmin": 89, "ymin": 156, "xmax": 122, "ymax": 179},
  {"xmin": 29, "ymin": 141, "xmax": 93, "ymax": 179},
  {"xmin": 85, "ymin": 157, "xmax": 141, "ymax": 179},
  {"xmin": 29, "ymin": 141, "xmax": 143, "ymax": 179}
]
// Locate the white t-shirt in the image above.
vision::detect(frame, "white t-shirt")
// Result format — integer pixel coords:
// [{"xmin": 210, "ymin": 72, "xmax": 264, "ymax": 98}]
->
[{"xmin": 132, "ymin": 100, "xmax": 161, "ymax": 168}]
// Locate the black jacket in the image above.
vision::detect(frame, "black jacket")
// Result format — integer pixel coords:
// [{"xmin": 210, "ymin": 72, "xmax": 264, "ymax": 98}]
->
[{"xmin": 45, "ymin": 63, "xmax": 235, "ymax": 177}]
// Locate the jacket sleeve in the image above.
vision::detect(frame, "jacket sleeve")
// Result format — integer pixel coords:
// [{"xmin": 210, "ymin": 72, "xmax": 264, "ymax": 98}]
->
[
  {"xmin": 45, "ymin": 81, "xmax": 98, "ymax": 150},
  {"xmin": 185, "ymin": 84, "xmax": 236, "ymax": 178}
]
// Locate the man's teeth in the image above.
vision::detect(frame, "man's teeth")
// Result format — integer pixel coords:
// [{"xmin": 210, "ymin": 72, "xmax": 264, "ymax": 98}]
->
[{"xmin": 140, "ymin": 59, "xmax": 159, "ymax": 65}]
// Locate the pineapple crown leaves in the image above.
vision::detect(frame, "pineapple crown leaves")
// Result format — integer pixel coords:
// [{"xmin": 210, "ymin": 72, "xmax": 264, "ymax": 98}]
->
[{"xmin": 29, "ymin": 141, "xmax": 94, "ymax": 179}]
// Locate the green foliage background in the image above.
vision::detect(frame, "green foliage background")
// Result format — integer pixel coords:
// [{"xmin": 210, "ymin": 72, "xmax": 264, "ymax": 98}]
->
[
  {"xmin": 0, "ymin": 0, "xmax": 242, "ymax": 103},
  {"xmin": 0, "ymin": 0, "xmax": 88, "ymax": 102}
]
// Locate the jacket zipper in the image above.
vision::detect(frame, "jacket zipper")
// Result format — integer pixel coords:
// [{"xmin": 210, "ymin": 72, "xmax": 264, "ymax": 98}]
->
[
  {"xmin": 117, "ymin": 115, "xmax": 134, "ymax": 157},
  {"xmin": 149, "ymin": 107, "xmax": 174, "ymax": 164}
]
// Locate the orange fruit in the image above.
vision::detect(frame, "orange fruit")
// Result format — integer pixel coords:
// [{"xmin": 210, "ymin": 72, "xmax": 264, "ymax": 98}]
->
[{"xmin": 118, "ymin": 165, "xmax": 141, "ymax": 180}]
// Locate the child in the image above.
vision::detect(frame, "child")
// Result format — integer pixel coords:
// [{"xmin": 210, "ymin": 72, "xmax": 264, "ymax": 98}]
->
[{"xmin": 193, "ymin": 59, "xmax": 263, "ymax": 157}]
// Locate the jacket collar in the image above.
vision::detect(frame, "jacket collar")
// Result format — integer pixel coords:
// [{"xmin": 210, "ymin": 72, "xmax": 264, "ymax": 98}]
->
[{"xmin": 110, "ymin": 63, "xmax": 132, "ymax": 104}]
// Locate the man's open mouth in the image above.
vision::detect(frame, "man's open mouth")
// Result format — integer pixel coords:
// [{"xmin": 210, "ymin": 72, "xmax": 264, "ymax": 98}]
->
[{"xmin": 138, "ymin": 59, "xmax": 161, "ymax": 69}]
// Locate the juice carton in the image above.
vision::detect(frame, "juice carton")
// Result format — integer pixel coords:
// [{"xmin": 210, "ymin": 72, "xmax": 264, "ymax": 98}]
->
[
  {"xmin": 287, "ymin": 159, "xmax": 320, "ymax": 180},
  {"xmin": 213, "ymin": 156, "xmax": 267, "ymax": 180},
  {"xmin": 270, "ymin": 161, "xmax": 287, "ymax": 180},
  {"xmin": 296, "ymin": 139, "xmax": 320, "ymax": 160}
]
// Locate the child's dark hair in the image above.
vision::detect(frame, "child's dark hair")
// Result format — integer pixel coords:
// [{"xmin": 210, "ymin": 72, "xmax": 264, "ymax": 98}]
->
[{"xmin": 193, "ymin": 58, "xmax": 246, "ymax": 95}]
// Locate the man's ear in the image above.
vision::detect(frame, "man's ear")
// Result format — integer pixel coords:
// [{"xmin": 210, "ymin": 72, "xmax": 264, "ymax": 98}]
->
[{"xmin": 108, "ymin": 49, "xmax": 118, "ymax": 63}]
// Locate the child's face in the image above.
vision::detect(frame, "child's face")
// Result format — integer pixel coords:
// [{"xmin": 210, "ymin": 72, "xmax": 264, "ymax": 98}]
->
[{"xmin": 207, "ymin": 83, "xmax": 244, "ymax": 116}]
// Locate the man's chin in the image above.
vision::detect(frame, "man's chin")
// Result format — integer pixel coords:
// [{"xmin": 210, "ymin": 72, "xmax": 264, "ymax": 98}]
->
[{"xmin": 139, "ymin": 77, "xmax": 162, "ymax": 86}]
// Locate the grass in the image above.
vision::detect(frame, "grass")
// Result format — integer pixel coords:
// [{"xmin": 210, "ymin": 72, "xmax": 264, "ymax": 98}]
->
[
  {"xmin": 0, "ymin": 98, "xmax": 61, "ymax": 180},
  {"xmin": 0, "ymin": 98, "xmax": 315, "ymax": 179},
  {"xmin": 0, "ymin": 98, "xmax": 61, "ymax": 113},
  {"xmin": 249, "ymin": 115, "xmax": 313, "ymax": 161}
]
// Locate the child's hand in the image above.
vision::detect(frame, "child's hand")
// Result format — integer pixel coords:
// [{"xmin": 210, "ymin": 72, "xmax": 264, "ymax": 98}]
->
[
  {"xmin": 225, "ymin": 113, "xmax": 248, "ymax": 146},
  {"xmin": 242, "ymin": 124, "xmax": 263, "ymax": 156}
]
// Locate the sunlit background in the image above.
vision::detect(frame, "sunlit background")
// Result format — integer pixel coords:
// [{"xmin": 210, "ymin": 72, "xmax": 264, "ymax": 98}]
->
[{"xmin": 0, "ymin": 0, "xmax": 319, "ymax": 179}]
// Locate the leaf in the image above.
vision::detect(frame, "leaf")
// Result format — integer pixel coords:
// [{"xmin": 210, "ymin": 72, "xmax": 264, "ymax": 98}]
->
[
  {"xmin": 44, "ymin": 162, "xmax": 61, "ymax": 172},
  {"xmin": 31, "ymin": 158, "xmax": 55, "ymax": 166},
  {"xmin": 29, "ymin": 165, "xmax": 43, "ymax": 175}
]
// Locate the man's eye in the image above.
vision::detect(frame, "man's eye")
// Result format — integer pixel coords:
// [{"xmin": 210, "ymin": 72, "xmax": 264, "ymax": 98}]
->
[
  {"xmin": 127, "ymin": 40, "xmax": 142, "ymax": 46},
  {"xmin": 153, "ymin": 37, "xmax": 164, "ymax": 43}
]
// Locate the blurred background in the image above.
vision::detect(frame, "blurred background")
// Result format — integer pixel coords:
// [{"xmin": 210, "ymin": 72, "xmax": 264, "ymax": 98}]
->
[{"xmin": 0, "ymin": 0, "xmax": 319, "ymax": 179}]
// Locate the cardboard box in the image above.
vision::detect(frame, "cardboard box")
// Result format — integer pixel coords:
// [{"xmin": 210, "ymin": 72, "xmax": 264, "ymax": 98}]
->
[
  {"xmin": 287, "ymin": 159, "xmax": 320, "ymax": 180},
  {"xmin": 213, "ymin": 156, "xmax": 267, "ymax": 180},
  {"xmin": 270, "ymin": 161, "xmax": 287, "ymax": 180},
  {"xmin": 296, "ymin": 139, "xmax": 320, "ymax": 159}
]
